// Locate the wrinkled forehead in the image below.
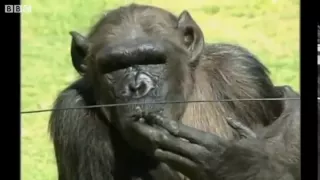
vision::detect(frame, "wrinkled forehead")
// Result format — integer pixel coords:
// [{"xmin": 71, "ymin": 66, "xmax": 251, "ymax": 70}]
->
[
  {"xmin": 113, "ymin": 6, "xmax": 178, "ymax": 27},
  {"xmin": 136, "ymin": 8, "xmax": 178, "ymax": 28},
  {"xmin": 88, "ymin": 7, "xmax": 179, "ymax": 42}
]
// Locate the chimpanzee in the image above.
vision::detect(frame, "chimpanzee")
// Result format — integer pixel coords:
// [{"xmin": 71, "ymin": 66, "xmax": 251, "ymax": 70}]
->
[{"xmin": 48, "ymin": 3, "xmax": 298, "ymax": 180}]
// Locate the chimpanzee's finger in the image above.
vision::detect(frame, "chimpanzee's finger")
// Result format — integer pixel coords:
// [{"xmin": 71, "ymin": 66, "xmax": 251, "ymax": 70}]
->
[
  {"xmin": 226, "ymin": 118, "xmax": 256, "ymax": 139},
  {"xmin": 144, "ymin": 112, "xmax": 180, "ymax": 135},
  {"xmin": 129, "ymin": 122, "xmax": 164, "ymax": 153},
  {"xmin": 130, "ymin": 121, "xmax": 182, "ymax": 152},
  {"xmin": 132, "ymin": 120, "xmax": 211, "ymax": 162},
  {"xmin": 149, "ymin": 129, "xmax": 211, "ymax": 163},
  {"xmin": 145, "ymin": 112, "xmax": 226, "ymax": 149},
  {"xmin": 154, "ymin": 149, "xmax": 198, "ymax": 179}
]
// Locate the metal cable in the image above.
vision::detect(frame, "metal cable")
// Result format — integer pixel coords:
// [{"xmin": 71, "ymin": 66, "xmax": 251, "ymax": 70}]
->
[{"xmin": 21, "ymin": 97, "xmax": 300, "ymax": 114}]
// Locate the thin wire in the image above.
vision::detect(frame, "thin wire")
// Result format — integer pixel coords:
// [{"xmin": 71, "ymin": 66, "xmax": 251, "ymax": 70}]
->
[{"xmin": 21, "ymin": 97, "xmax": 300, "ymax": 114}]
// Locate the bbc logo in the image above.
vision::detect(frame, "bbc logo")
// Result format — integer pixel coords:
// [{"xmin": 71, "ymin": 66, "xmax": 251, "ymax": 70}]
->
[{"xmin": 4, "ymin": 5, "xmax": 32, "ymax": 13}]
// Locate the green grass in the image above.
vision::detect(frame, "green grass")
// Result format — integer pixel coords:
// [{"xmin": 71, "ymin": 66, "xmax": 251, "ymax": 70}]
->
[{"xmin": 21, "ymin": 0, "xmax": 300, "ymax": 179}]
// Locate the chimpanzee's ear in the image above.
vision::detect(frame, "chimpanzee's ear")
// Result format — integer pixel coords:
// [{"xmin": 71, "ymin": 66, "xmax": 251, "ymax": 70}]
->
[
  {"xmin": 177, "ymin": 11, "xmax": 204, "ymax": 64},
  {"xmin": 70, "ymin": 31, "xmax": 89, "ymax": 75}
]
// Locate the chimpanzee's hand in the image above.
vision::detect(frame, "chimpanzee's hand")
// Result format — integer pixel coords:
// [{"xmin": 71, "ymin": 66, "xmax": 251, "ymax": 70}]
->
[
  {"xmin": 115, "ymin": 107, "xmax": 172, "ymax": 156},
  {"xmin": 126, "ymin": 112, "xmax": 231, "ymax": 180},
  {"xmin": 226, "ymin": 118, "xmax": 257, "ymax": 139}
]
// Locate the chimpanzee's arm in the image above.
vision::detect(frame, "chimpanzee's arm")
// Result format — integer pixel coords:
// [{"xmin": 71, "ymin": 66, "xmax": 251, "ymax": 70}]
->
[
  {"xmin": 149, "ymin": 115, "xmax": 298, "ymax": 180},
  {"xmin": 131, "ymin": 109, "xmax": 299, "ymax": 180},
  {"xmin": 128, "ymin": 86, "xmax": 300, "ymax": 180},
  {"xmin": 48, "ymin": 81, "xmax": 117, "ymax": 180}
]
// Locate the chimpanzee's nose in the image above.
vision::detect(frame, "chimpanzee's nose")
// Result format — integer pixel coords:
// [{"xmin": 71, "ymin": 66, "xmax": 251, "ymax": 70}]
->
[
  {"xmin": 129, "ymin": 80, "xmax": 143, "ymax": 92},
  {"xmin": 126, "ymin": 72, "xmax": 154, "ymax": 98}
]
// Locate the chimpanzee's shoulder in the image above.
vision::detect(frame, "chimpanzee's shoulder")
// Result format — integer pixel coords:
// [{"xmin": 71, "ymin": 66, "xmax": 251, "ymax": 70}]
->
[
  {"xmin": 202, "ymin": 43, "xmax": 267, "ymax": 70},
  {"xmin": 203, "ymin": 43, "xmax": 256, "ymax": 57},
  {"xmin": 53, "ymin": 78, "xmax": 96, "ymax": 108}
]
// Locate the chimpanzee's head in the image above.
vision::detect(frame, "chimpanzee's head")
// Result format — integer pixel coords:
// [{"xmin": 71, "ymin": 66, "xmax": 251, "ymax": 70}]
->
[{"xmin": 69, "ymin": 4, "xmax": 204, "ymax": 123}]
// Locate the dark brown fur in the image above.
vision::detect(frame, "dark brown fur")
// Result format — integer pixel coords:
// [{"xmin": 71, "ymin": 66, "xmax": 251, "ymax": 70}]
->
[
  {"xmin": 180, "ymin": 44, "xmax": 282, "ymax": 139},
  {"xmin": 49, "ymin": 4, "xmax": 286, "ymax": 180}
]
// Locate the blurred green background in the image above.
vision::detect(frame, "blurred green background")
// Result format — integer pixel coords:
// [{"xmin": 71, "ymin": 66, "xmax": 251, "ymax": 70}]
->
[{"xmin": 21, "ymin": 0, "xmax": 299, "ymax": 179}]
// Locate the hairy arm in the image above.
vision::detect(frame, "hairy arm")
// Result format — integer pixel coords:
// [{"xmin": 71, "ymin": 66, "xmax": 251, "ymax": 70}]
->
[
  {"xmin": 127, "ymin": 86, "xmax": 300, "ymax": 180},
  {"xmin": 48, "ymin": 80, "xmax": 117, "ymax": 180}
]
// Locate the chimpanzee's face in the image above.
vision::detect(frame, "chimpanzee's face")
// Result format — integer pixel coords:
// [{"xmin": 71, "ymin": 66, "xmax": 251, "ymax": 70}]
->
[
  {"xmin": 87, "ymin": 14, "xmax": 193, "ymax": 121},
  {"xmin": 71, "ymin": 6, "xmax": 202, "ymax": 123}
]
